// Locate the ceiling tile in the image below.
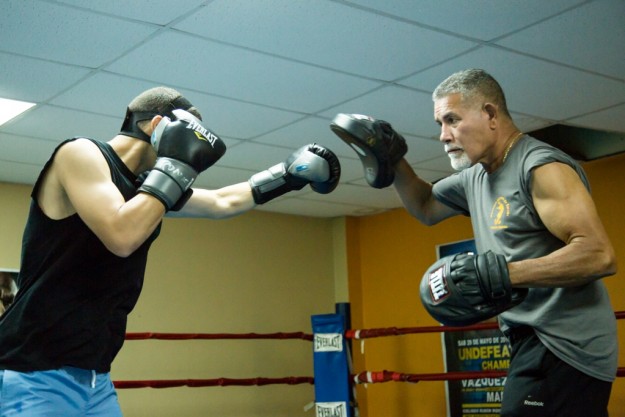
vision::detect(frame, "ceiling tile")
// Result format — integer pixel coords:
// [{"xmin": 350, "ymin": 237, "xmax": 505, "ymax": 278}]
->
[
  {"xmin": 345, "ymin": 0, "xmax": 587, "ymax": 40},
  {"xmin": 54, "ymin": 0, "xmax": 208, "ymax": 25},
  {"xmin": 0, "ymin": 52, "xmax": 91, "ymax": 103},
  {"xmin": 0, "ymin": 134, "xmax": 58, "ymax": 166},
  {"xmin": 188, "ymin": 93, "xmax": 304, "ymax": 140},
  {"xmin": 106, "ymin": 31, "xmax": 382, "ymax": 113},
  {"xmin": 334, "ymin": 157, "xmax": 371, "ymax": 184},
  {"xmin": 320, "ymin": 85, "xmax": 438, "ymax": 138},
  {"xmin": 401, "ymin": 46, "xmax": 625, "ymax": 121},
  {"xmin": 49, "ymin": 73, "xmax": 304, "ymax": 140},
  {"xmin": 1, "ymin": 105, "xmax": 120, "ymax": 143},
  {"xmin": 496, "ymin": 0, "xmax": 625, "ymax": 80},
  {"xmin": 566, "ymin": 104, "xmax": 625, "ymax": 134},
  {"xmin": 512, "ymin": 114, "xmax": 555, "ymax": 133},
  {"xmin": 0, "ymin": 0, "xmax": 623, "ymax": 218},
  {"xmin": 404, "ymin": 135, "xmax": 445, "ymax": 164},
  {"xmin": 175, "ymin": 0, "xmax": 476, "ymax": 80},
  {"xmin": 254, "ymin": 116, "xmax": 363, "ymax": 159},
  {"xmin": 49, "ymin": 73, "xmax": 169, "ymax": 117},
  {"xmin": 2, "ymin": 0, "xmax": 158, "ymax": 67},
  {"xmin": 219, "ymin": 142, "xmax": 296, "ymax": 172}
]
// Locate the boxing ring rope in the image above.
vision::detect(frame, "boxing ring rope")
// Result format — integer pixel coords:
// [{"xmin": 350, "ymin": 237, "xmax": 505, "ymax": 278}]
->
[
  {"xmin": 114, "ymin": 331, "xmax": 314, "ymax": 389},
  {"xmin": 125, "ymin": 331, "xmax": 313, "ymax": 341},
  {"xmin": 115, "ymin": 376, "xmax": 314, "ymax": 389},
  {"xmin": 346, "ymin": 310, "xmax": 625, "ymax": 386},
  {"xmin": 346, "ymin": 310, "xmax": 625, "ymax": 340},
  {"xmin": 114, "ymin": 310, "xmax": 625, "ymax": 415}
]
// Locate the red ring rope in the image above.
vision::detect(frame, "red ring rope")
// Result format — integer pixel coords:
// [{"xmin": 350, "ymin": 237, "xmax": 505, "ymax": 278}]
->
[
  {"xmin": 115, "ymin": 311, "xmax": 625, "ymax": 389},
  {"xmin": 125, "ymin": 331, "xmax": 313, "ymax": 341},
  {"xmin": 352, "ymin": 368, "xmax": 625, "ymax": 385},
  {"xmin": 346, "ymin": 311, "xmax": 625, "ymax": 340},
  {"xmin": 114, "ymin": 376, "xmax": 314, "ymax": 389}
]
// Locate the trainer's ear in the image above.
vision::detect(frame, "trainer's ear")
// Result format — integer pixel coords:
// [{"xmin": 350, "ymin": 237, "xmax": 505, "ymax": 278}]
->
[{"xmin": 483, "ymin": 103, "xmax": 498, "ymax": 129}]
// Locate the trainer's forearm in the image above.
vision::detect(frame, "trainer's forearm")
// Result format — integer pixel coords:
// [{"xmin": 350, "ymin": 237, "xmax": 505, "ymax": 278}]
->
[
  {"xmin": 393, "ymin": 160, "xmax": 437, "ymax": 224},
  {"xmin": 508, "ymin": 237, "xmax": 616, "ymax": 288}
]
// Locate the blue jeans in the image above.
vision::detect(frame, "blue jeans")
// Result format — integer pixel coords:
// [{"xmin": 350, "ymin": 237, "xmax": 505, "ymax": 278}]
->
[{"xmin": 0, "ymin": 367, "xmax": 122, "ymax": 417}]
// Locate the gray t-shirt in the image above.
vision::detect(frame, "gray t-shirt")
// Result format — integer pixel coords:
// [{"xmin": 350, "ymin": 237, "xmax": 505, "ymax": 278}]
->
[{"xmin": 432, "ymin": 135, "xmax": 617, "ymax": 382}]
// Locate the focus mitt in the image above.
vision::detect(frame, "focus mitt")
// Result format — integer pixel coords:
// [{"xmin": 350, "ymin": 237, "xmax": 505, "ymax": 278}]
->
[
  {"xmin": 330, "ymin": 113, "xmax": 407, "ymax": 188},
  {"xmin": 419, "ymin": 251, "xmax": 528, "ymax": 326}
]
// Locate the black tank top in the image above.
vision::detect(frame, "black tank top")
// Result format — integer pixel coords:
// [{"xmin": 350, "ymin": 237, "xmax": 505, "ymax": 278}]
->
[{"xmin": 0, "ymin": 138, "xmax": 161, "ymax": 373}]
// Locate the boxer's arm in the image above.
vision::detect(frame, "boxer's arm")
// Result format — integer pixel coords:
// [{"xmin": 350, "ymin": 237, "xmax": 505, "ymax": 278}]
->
[
  {"xmin": 51, "ymin": 139, "xmax": 164, "ymax": 257},
  {"xmin": 167, "ymin": 182, "xmax": 256, "ymax": 219},
  {"xmin": 508, "ymin": 162, "xmax": 616, "ymax": 287},
  {"xmin": 393, "ymin": 159, "xmax": 459, "ymax": 225},
  {"xmin": 170, "ymin": 143, "xmax": 341, "ymax": 217}
]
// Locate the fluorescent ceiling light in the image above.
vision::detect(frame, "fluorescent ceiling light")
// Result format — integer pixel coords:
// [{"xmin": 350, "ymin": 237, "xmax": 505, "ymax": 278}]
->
[{"xmin": 0, "ymin": 98, "xmax": 36, "ymax": 127}]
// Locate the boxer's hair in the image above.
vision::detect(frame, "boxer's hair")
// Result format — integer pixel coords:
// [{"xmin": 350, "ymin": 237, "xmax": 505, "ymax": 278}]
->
[
  {"xmin": 433, "ymin": 69, "xmax": 511, "ymax": 118},
  {"xmin": 120, "ymin": 86, "xmax": 202, "ymax": 142},
  {"xmin": 128, "ymin": 86, "xmax": 202, "ymax": 121}
]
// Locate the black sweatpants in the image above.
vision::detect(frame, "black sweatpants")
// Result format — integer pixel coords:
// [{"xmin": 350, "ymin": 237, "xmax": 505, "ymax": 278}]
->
[{"xmin": 500, "ymin": 327, "xmax": 613, "ymax": 417}]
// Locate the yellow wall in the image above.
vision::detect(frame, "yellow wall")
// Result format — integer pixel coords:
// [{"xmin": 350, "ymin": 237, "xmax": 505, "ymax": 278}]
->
[
  {"xmin": 347, "ymin": 152, "xmax": 625, "ymax": 416},
  {"xmin": 0, "ymin": 182, "xmax": 340, "ymax": 417},
  {"xmin": 0, "ymin": 183, "xmax": 30, "ymax": 269}
]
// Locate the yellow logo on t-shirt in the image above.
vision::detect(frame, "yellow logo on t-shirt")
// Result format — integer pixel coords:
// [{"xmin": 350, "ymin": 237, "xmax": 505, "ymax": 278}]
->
[{"xmin": 490, "ymin": 197, "xmax": 510, "ymax": 229}]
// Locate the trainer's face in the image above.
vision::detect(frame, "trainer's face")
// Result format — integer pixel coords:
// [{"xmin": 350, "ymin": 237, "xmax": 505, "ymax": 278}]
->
[{"xmin": 434, "ymin": 93, "xmax": 493, "ymax": 171}]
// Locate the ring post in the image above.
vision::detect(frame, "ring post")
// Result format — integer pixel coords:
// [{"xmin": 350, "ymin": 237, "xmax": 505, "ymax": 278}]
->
[{"xmin": 312, "ymin": 314, "xmax": 351, "ymax": 417}]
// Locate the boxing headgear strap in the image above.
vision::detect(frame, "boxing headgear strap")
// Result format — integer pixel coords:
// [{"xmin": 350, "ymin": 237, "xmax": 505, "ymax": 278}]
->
[{"xmin": 119, "ymin": 96, "xmax": 197, "ymax": 143}]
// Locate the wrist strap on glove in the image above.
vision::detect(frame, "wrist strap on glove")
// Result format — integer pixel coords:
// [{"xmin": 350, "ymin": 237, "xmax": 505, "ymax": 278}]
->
[
  {"xmin": 249, "ymin": 163, "xmax": 306, "ymax": 204},
  {"xmin": 138, "ymin": 158, "xmax": 198, "ymax": 211}
]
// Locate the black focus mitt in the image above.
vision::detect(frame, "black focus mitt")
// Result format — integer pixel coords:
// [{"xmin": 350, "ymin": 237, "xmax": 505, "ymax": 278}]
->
[
  {"xmin": 419, "ymin": 251, "xmax": 528, "ymax": 326},
  {"xmin": 330, "ymin": 113, "xmax": 407, "ymax": 188}
]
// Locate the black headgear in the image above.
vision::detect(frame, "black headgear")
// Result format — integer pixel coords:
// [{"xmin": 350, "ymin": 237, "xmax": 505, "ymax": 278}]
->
[{"xmin": 119, "ymin": 95, "xmax": 197, "ymax": 143}]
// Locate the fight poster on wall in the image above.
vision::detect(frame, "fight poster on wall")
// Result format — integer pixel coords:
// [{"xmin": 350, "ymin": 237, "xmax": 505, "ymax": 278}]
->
[{"xmin": 437, "ymin": 240, "xmax": 510, "ymax": 417}]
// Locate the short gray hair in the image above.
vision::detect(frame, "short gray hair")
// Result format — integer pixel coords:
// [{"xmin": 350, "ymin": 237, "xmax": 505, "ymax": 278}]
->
[{"xmin": 432, "ymin": 69, "xmax": 511, "ymax": 118}]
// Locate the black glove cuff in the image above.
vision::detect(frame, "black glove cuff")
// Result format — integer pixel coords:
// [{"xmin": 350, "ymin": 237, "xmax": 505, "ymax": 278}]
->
[{"xmin": 171, "ymin": 189, "xmax": 194, "ymax": 211}]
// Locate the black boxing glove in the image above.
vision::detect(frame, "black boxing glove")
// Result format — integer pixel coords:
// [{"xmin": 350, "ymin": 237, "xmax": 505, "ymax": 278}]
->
[
  {"xmin": 249, "ymin": 143, "xmax": 341, "ymax": 204},
  {"xmin": 420, "ymin": 251, "xmax": 528, "ymax": 326},
  {"xmin": 139, "ymin": 109, "xmax": 226, "ymax": 211},
  {"xmin": 330, "ymin": 113, "xmax": 407, "ymax": 188}
]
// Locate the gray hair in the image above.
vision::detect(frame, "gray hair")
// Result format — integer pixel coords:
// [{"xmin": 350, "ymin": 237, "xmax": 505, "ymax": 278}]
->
[{"xmin": 432, "ymin": 69, "xmax": 511, "ymax": 118}]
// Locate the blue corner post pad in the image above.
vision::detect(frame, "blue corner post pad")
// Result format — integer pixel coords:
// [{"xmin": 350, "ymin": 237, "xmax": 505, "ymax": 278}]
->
[{"xmin": 311, "ymin": 313, "xmax": 351, "ymax": 417}]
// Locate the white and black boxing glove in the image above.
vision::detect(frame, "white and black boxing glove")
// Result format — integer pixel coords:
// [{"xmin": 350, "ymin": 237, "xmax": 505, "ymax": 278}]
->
[
  {"xmin": 139, "ymin": 109, "xmax": 226, "ymax": 211},
  {"xmin": 249, "ymin": 144, "xmax": 341, "ymax": 204},
  {"xmin": 419, "ymin": 251, "xmax": 528, "ymax": 326}
]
